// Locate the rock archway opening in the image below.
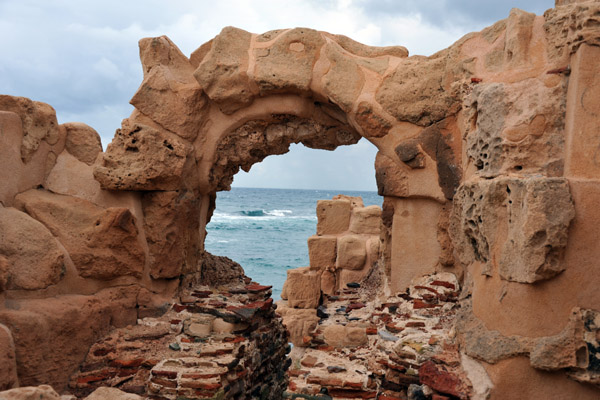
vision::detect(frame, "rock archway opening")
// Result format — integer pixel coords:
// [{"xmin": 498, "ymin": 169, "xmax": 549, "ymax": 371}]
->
[{"xmin": 205, "ymin": 139, "xmax": 383, "ymax": 300}]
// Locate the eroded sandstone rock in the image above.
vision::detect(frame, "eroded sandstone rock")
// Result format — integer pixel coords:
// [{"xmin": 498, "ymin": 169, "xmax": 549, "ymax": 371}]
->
[
  {"xmin": 254, "ymin": 28, "xmax": 325, "ymax": 96},
  {"xmin": 316, "ymin": 199, "xmax": 352, "ymax": 235},
  {"xmin": 131, "ymin": 36, "xmax": 208, "ymax": 141},
  {"xmin": 283, "ymin": 267, "xmax": 321, "ymax": 309},
  {"xmin": 63, "ymin": 122, "xmax": 102, "ymax": 166},
  {"xmin": 0, "ymin": 287, "xmax": 138, "ymax": 391},
  {"xmin": 0, "ymin": 206, "xmax": 65, "ymax": 290},
  {"xmin": 93, "ymin": 120, "xmax": 193, "ymax": 191},
  {"xmin": 15, "ymin": 189, "xmax": 144, "ymax": 280},
  {"xmin": 194, "ymin": 27, "xmax": 254, "ymax": 114},
  {"xmin": 451, "ymin": 177, "xmax": 575, "ymax": 283},
  {"xmin": 0, "ymin": 95, "xmax": 61, "ymax": 163},
  {"xmin": 142, "ymin": 190, "xmax": 201, "ymax": 279}
]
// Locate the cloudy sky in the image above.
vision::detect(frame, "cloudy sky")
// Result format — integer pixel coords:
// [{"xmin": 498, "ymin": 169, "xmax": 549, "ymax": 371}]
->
[{"xmin": 0, "ymin": 0, "xmax": 553, "ymax": 191}]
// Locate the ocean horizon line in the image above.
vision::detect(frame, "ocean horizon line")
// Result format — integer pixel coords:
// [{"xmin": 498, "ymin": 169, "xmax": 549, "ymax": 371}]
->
[{"xmin": 229, "ymin": 186, "xmax": 380, "ymax": 193}]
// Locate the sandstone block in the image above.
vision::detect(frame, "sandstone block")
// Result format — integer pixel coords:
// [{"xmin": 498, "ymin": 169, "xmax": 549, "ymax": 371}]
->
[
  {"xmin": 0, "ymin": 95, "xmax": 61, "ymax": 163},
  {"xmin": 0, "ymin": 108, "xmax": 65, "ymax": 207},
  {"xmin": 0, "ymin": 324, "xmax": 18, "ymax": 391},
  {"xmin": 184, "ymin": 315, "xmax": 215, "ymax": 338},
  {"xmin": 332, "ymin": 194, "xmax": 364, "ymax": 209},
  {"xmin": 285, "ymin": 267, "xmax": 321, "ymax": 309},
  {"xmin": 375, "ymin": 152, "xmax": 409, "ymax": 197},
  {"xmin": 0, "ymin": 385, "xmax": 60, "ymax": 400},
  {"xmin": 93, "ymin": 120, "xmax": 193, "ymax": 191},
  {"xmin": 375, "ymin": 56, "xmax": 456, "ymax": 126},
  {"xmin": 276, "ymin": 302, "xmax": 319, "ymax": 346},
  {"xmin": 253, "ymin": 28, "xmax": 325, "ymax": 96},
  {"xmin": 62, "ymin": 122, "xmax": 102, "ymax": 165},
  {"xmin": 131, "ymin": 36, "xmax": 208, "ymax": 141},
  {"xmin": 323, "ymin": 325, "xmax": 367, "ymax": 348},
  {"xmin": 565, "ymin": 44, "xmax": 600, "ymax": 179},
  {"xmin": 349, "ymin": 205, "xmax": 381, "ymax": 235},
  {"xmin": 322, "ymin": 42, "xmax": 364, "ymax": 112},
  {"xmin": 0, "ymin": 287, "xmax": 138, "ymax": 391},
  {"xmin": 320, "ymin": 270, "xmax": 337, "ymax": 296},
  {"xmin": 142, "ymin": 190, "xmax": 201, "ymax": 279},
  {"xmin": 336, "ymin": 235, "xmax": 367, "ymax": 271},
  {"xmin": 211, "ymin": 318, "xmax": 238, "ymax": 334},
  {"xmin": 354, "ymin": 101, "xmax": 392, "ymax": 138},
  {"xmin": 307, "ymin": 235, "xmax": 337, "ymax": 270},
  {"xmin": 316, "ymin": 199, "xmax": 351, "ymax": 235},
  {"xmin": 329, "ymin": 34, "xmax": 408, "ymax": 58},
  {"xmin": 15, "ymin": 189, "xmax": 144, "ymax": 280},
  {"xmin": 451, "ymin": 177, "xmax": 575, "ymax": 283},
  {"xmin": 0, "ymin": 206, "xmax": 64, "ymax": 290},
  {"xmin": 194, "ymin": 27, "xmax": 253, "ymax": 114},
  {"xmin": 465, "ymin": 79, "xmax": 566, "ymax": 179}
]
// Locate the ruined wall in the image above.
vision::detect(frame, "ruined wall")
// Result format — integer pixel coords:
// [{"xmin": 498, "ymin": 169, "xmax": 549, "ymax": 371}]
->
[{"xmin": 0, "ymin": 0, "xmax": 599, "ymax": 398}]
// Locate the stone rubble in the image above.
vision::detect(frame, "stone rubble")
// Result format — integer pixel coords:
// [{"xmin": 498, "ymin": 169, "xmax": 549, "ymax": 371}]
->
[
  {"xmin": 281, "ymin": 272, "xmax": 472, "ymax": 400},
  {"xmin": 69, "ymin": 281, "xmax": 289, "ymax": 400}
]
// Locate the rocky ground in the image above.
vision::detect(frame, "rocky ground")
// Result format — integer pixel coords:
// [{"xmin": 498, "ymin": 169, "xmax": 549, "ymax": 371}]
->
[{"xmin": 281, "ymin": 272, "xmax": 473, "ymax": 400}]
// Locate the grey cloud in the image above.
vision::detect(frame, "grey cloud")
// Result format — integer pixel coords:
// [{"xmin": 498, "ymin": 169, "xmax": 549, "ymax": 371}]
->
[{"xmin": 355, "ymin": 0, "xmax": 553, "ymax": 28}]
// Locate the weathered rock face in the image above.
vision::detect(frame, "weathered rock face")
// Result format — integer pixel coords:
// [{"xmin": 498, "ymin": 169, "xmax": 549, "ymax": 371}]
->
[
  {"xmin": 0, "ymin": 95, "xmax": 61, "ymax": 163},
  {"xmin": 93, "ymin": 120, "xmax": 194, "ymax": 191},
  {"xmin": 451, "ymin": 177, "xmax": 575, "ymax": 283},
  {"xmin": 0, "ymin": 206, "xmax": 65, "ymax": 290},
  {"xmin": 0, "ymin": 287, "xmax": 139, "ymax": 391},
  {"xmin": 15, "ymin": 189, "xmax": 145, "ymax": 280},
  {"xmin": 63, "ymin": 122, "xmax": 102, "ymax": 166},
  {"xmin": 131, "ymin": 36, "xmax": 208, "ymax": 141},
  {"xmin": 142, "ymin": 190, "xmax": 200, "ymax": 279}
]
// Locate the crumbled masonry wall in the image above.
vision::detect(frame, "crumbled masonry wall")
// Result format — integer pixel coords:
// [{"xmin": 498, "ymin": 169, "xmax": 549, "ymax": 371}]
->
[{"xmin": 0, "ymin": 0, "xmax": 600, "ymax": 398}]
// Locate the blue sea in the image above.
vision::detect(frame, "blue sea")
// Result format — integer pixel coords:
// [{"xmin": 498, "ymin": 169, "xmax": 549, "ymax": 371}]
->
[{"xmin": 205, "ymin": 187, "xmax": 383, "ymax": 300}]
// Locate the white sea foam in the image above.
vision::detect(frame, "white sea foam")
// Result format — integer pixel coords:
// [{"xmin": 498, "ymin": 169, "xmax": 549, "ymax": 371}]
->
[{"xmin": 211, "ymin": 210, "xmax": 315, "ymax": 222}]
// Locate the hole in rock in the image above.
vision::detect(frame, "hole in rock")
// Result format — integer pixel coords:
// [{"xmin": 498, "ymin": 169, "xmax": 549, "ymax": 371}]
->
[{"xmin": 205, "ymin": 141, "xmax": 382, "ymax": 300}]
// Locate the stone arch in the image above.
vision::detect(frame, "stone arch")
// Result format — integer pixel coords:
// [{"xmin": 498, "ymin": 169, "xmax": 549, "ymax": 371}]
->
[{"xmin": 92, "ymin": 27, "xmax": 463, "ymax": 288}]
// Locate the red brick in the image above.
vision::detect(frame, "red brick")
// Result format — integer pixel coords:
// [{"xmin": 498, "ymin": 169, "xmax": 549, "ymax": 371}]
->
[
  {"xmin": 430, "ymin": 280, "xmax": 455, "ymax": 290},
  {"xmin": 288, "ymin": 369, "xmax": 309, "ymax": 377},
  {"xmin": 173, "ymin": 304, "xmax": 188, "ymax": 312},
  {"xmin": 343, "ymin": 381, "xmax": 364, "ymax": 389},
  {"xmin": 245, "ymin": 284, "xmax": 272, "ymax": 293},
  {"xmin": 180, "ymin": 380, "xmax": 222, "ymax": 390},
  {"xmin": 151, "ymin": 377, "xmax": 178, "ymax": 388},
  {"xmin": 366, "ymin": 327, "xmax": 378, "ymax": 335},
  {"xmin": 413, "ymin": 300, "xmax": 441, "ymax": 309},
  {"xmin": 405, "ymin": 321, "xmax": 425, "ymax": 328},
  {"xmin": 414, "ymin": 285, "xmax": 439, "ymax": 294},
  {"xmin": 76, "ymin": 370, "xmax": 115, "ymax": 384},
  {"xmin": 347, "ymin": 302, "xmax": 366, "ymax": 311},
  {"xmin": 152, "ymin": 370, "xmax": 178, "ymax": 379},
  {"xmin": 419, "ymin": 361, "xmax": 465, "ymax": 398},
  {"xmin": 182, "ymin": 373, "xmax": 221, "ymax": 379}
]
